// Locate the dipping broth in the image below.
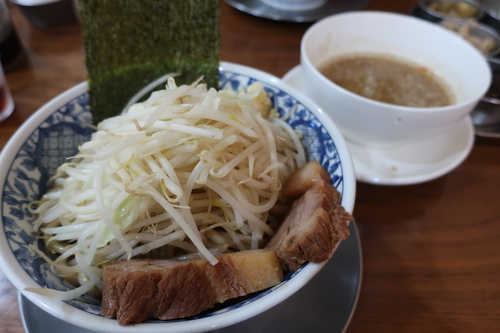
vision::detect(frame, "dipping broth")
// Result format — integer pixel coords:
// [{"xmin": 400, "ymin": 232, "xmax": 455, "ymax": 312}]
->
[{"xmin": 318, "ymin": 54, "xmax": 454, "ymax": 107}]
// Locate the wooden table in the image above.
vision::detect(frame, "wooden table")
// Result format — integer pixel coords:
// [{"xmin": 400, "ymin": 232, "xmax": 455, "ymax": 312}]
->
[{"xmin": 1, "ymin": 1, "xmax": 499, "ymax": 332}]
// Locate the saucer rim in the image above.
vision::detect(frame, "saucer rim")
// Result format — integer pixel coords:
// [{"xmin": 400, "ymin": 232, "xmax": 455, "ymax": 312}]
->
[{"xmin": 282, "ymin": 65, "xmax": 475, "ymax": 186}]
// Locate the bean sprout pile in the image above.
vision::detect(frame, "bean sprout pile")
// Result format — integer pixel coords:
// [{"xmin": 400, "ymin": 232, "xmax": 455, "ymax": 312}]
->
[{"xmin": 29, "ymin": 78, "xmax": 305, "ymax": 299}]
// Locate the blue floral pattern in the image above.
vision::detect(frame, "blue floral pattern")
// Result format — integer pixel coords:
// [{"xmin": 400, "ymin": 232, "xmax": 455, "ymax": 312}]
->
[{"xmin": 1, "ymin": 69, "xmax": 344, "ymax": 319}]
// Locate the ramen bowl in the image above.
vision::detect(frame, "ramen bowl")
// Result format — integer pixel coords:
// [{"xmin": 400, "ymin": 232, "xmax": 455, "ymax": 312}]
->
[
  {"xmin": 0, "ymin": 62, "xmax": 356, "ymax": 333},
  {"xmin": 301, "ymin": 11, "xmax": 491, "ymax": 149}
]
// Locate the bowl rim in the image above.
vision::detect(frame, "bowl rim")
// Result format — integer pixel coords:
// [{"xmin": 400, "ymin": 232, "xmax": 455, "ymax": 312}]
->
[
  {"xmin": 0, "ymin": 61, "xmax": 356, "ymax": 332},
  {"xmin": 300, "ymin": 10, "xmax": 492, "ymax": 113}
]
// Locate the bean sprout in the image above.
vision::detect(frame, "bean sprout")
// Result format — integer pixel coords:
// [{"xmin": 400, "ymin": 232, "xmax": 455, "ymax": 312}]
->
[{"xmin": 30, "ymin": 78, "xmax": 305, "ymax": 299}]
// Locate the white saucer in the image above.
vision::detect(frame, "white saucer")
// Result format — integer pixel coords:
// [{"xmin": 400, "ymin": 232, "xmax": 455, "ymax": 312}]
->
[{"xmin": 282, "ymin": 66, "xmax": 475, "ymax": 186}]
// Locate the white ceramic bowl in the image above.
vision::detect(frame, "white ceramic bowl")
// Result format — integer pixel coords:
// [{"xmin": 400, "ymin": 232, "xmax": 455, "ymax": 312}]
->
[
  {"xmin": 300, "ymin": 11, "xmax": 491, "ymax": 149},
  {"xmin": 0, "ymin": 62, "xmax": 356, "ymax": 332}
]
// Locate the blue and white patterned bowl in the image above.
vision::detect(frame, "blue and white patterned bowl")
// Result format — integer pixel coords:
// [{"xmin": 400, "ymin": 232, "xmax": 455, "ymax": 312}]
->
[{"xmin": 0, "ymin": 62, "xmax": 356, "ymax": 332}]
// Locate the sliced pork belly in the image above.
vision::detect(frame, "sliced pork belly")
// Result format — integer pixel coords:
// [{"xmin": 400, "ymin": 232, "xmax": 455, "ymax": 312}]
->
[
  {"xmin": 266, "ymin": 160, "xmax": 352, "ymax": 272},
  {"xmin": 101, "ymin": 249, "xmax": 283, "ymax": 325},
  {"xmin": 281, "ymin": 159, "xmax": 332, "ymax": 200}
]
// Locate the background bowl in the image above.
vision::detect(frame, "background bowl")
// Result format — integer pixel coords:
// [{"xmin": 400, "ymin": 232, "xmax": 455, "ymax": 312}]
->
[
  {"xmin": 482, "ymin": 0, "xmax": 500, "ymax": 32},
  {"xmin": 418, "ymin": 0, "xmax": 484, "ymax": 22},
  {"xmin": 439, "ymin": 19, "xmax": 500, "ymax": 56},
  {"xmin": 412, "ymin": 1, "xmax": 500, "ymax": 56},
  {"xmin": 471, "ymin": 57, "xmax": 500, "ymax": 137},
  {"xmin": 300, "ymin": 11, "xmax": 491, "ymax": 149},
  {"xmin": 0, "ymin": 62, "xmax": 356, "ymax": 332}
]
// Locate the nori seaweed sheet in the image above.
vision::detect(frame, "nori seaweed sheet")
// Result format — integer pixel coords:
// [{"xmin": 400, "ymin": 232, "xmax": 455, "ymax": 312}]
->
[{"xmin": 78, "ymin": 0, "xmax": 220, "ymax": 125}]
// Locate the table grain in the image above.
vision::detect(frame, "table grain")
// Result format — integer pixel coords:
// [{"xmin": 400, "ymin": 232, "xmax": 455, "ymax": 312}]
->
[{"xmin": 1, "ymin": 1, "xmax": 500, "ymax": 332}]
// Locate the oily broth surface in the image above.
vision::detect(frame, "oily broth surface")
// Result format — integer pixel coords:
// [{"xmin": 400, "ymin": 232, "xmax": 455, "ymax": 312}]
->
[{"xmin": 318, "ymin": 54, "xmax": 454, "ymax": 107}]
